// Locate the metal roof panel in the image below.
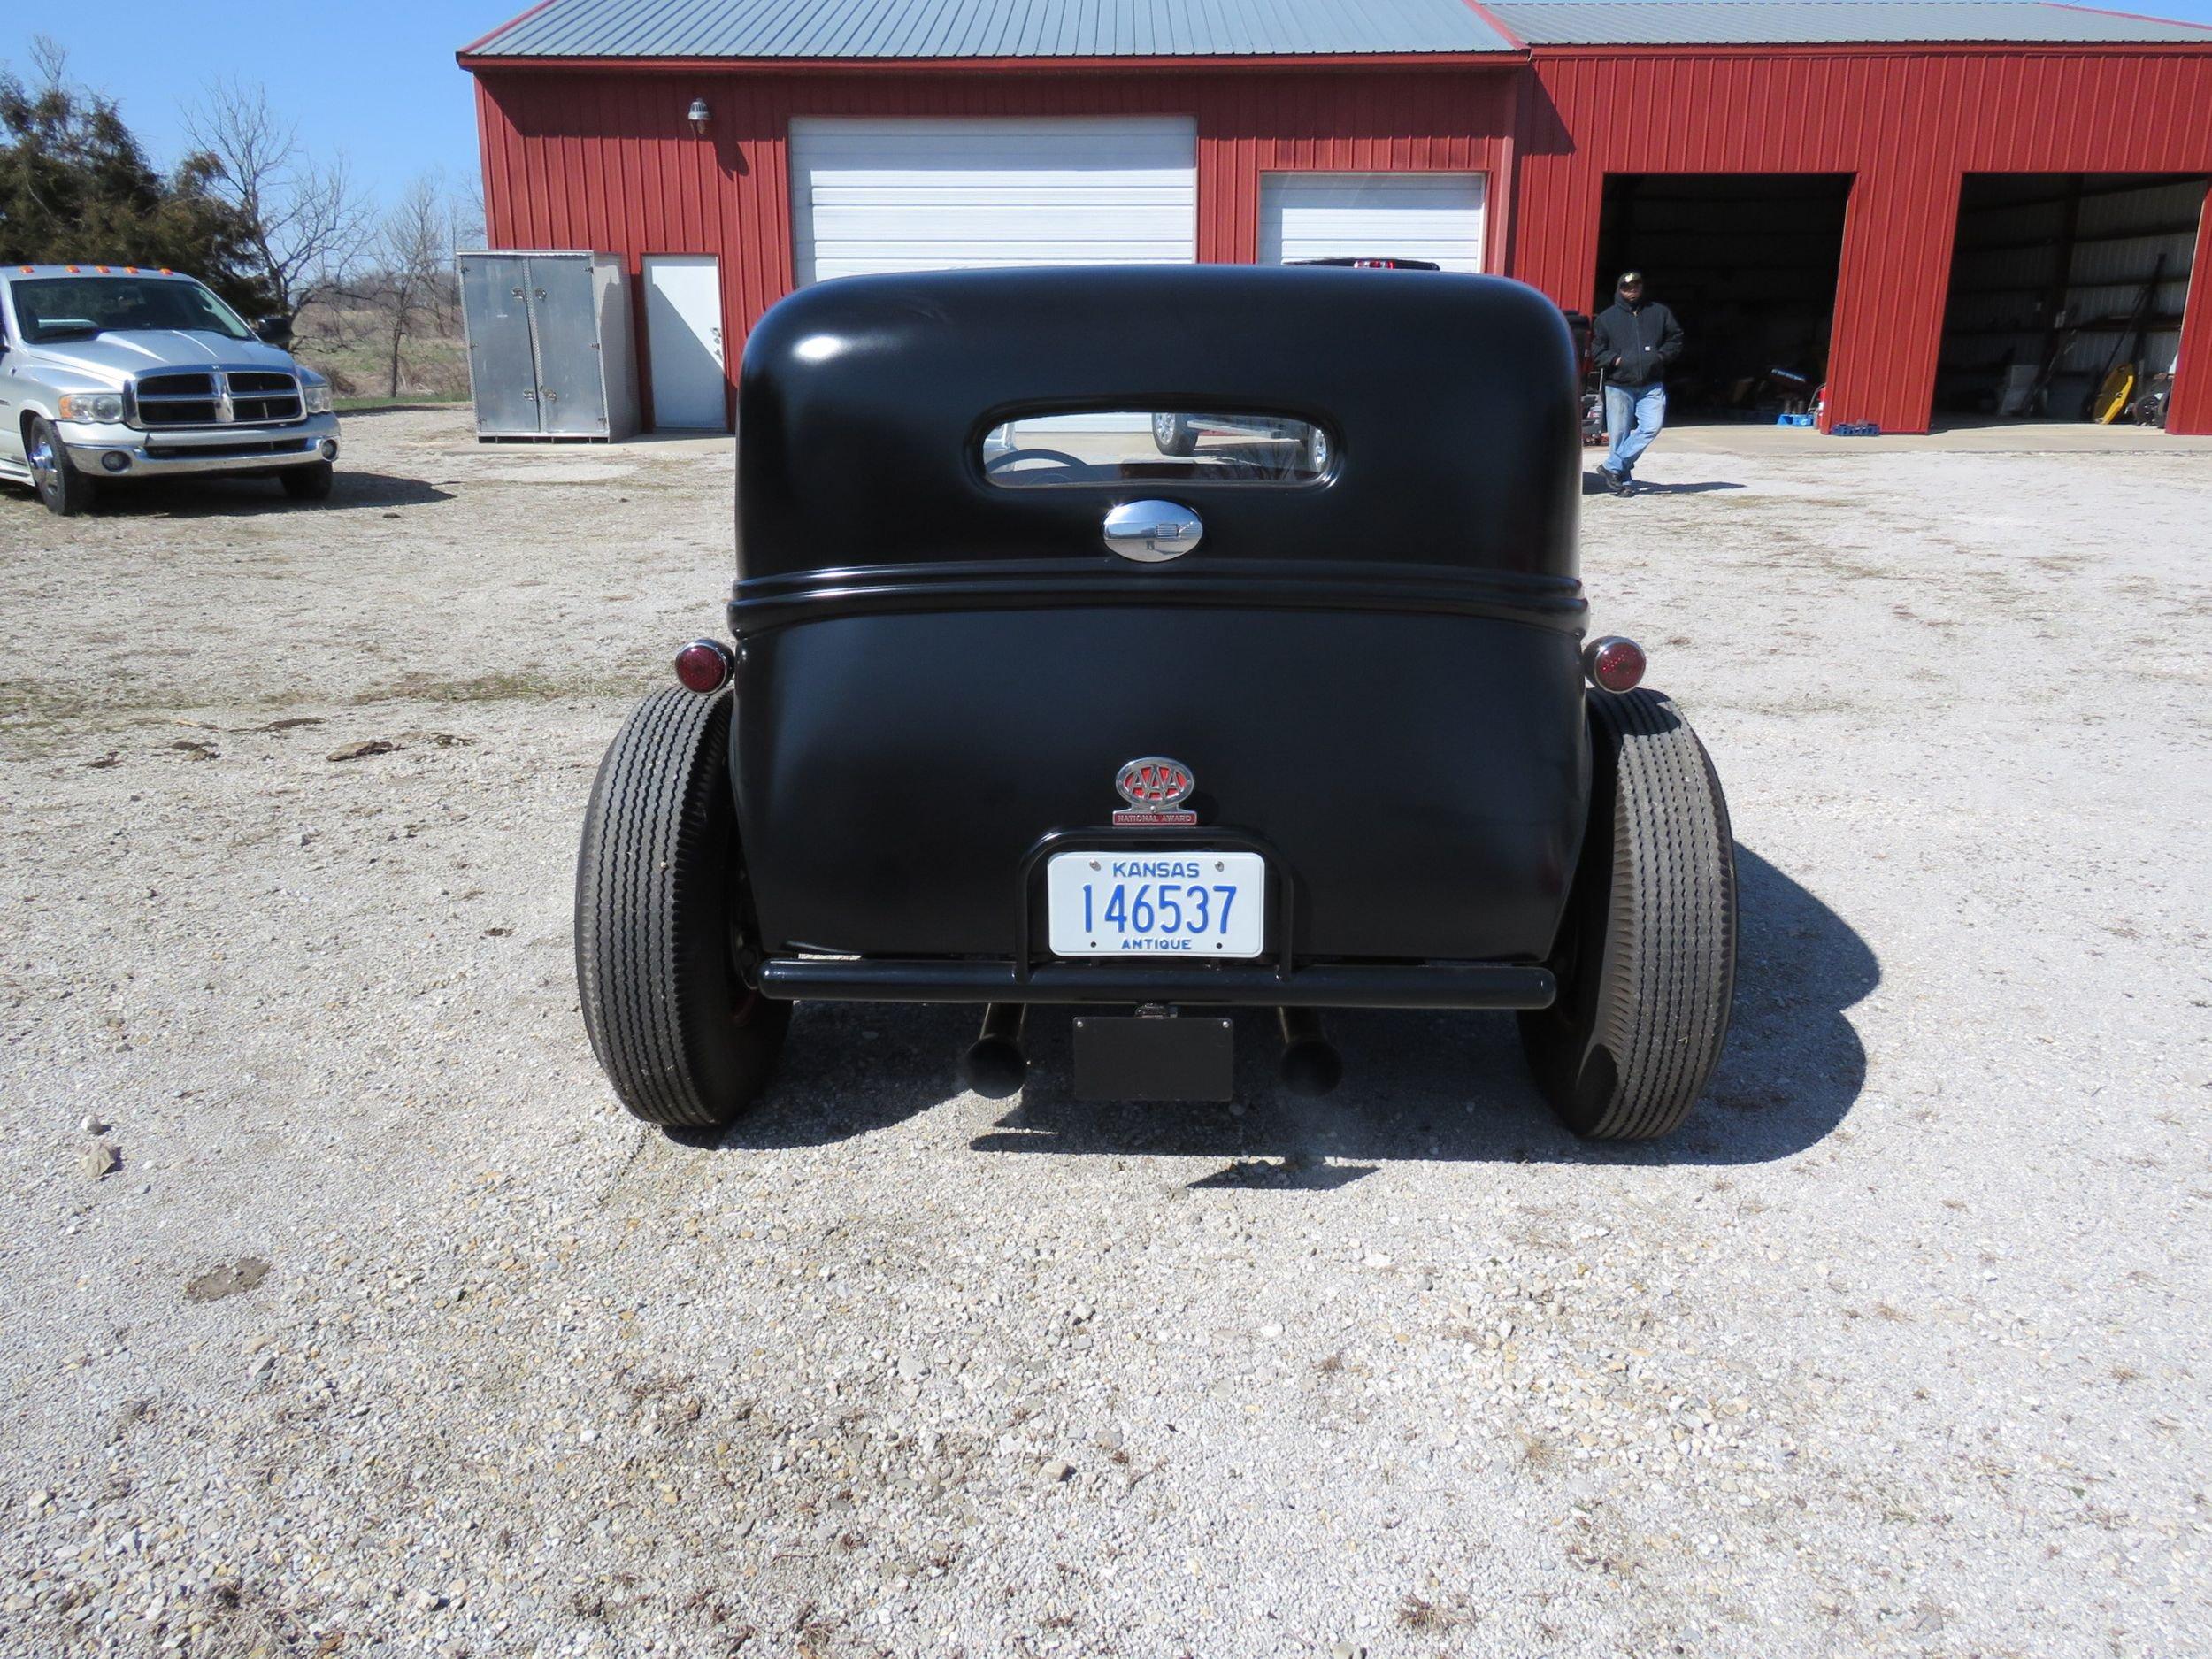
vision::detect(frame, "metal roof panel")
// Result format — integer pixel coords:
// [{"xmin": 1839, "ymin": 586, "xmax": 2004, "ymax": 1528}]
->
[
  {"xmin": 464, "ymin": 0, "xmax": 1523, "ymax": 56},
  {"xmin": 1486, "ymin": 1, "xmax": 2212, "ymax": 45}
]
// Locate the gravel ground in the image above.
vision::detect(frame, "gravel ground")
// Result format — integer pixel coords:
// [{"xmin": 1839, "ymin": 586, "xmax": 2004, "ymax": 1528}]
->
[{"xmin": 2, "ymin": 408, "xmax": 2208, "ymax": 1659}]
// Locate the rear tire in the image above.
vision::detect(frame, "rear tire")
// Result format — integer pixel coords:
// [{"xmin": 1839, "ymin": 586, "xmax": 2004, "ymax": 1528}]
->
[
  {"xmin": 1152, "ymin": 411, "xmax": 1197, "ymax": 457},
  {"xmin": 280, "ymin": 461, "xmax": 334, "ymax": 502},
  {"xmin": 27, "ymin": 417, "xmax": 96, "ymax": 517},
  {"xmin": 1518, "ymin": 688, "xmax": 1736, "ymax": 1140},
  {"xmin": 575, "ymin": 687, "xmax": 790, "ymax": 1128}
]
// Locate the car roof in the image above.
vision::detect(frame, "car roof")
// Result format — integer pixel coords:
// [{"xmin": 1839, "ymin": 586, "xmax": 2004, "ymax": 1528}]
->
[
  {"xmin": 1284, "ymin": 257, "xmax": 1444, "ymax": 270},
  {"xmin": 737, "ymin": 263, "xmax": 1581, "ymax": 582}
]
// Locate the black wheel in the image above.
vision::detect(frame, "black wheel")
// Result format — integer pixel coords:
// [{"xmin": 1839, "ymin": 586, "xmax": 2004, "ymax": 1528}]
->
[
  {"xmin": 1152, "ymin": 411, "xmax": 1196, "ymax": 457},
  {"xmin": 27, "ymin": 417, "xmax": 96, "ymax": 517},
  {"xmin": 1519, "ymin": 688, "xmax": 1736, "ymax": 1140},
  {"xmin": 575, "ymin": 687, "xmax": 790, "ymax": 1128},
  {"xmin": 280, "ymin": 460, "xmax": 334, "ymax": 502}
]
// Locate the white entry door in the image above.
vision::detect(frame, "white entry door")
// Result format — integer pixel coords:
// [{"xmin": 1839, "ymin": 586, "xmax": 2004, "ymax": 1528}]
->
[
  {"xmin": 1259, "ymin": 173, "xmax": 1490, "ymax": 273},
  {"xmin": 642, "ymin": 255, "xmax": 726, "ymax": 431},
  {"xmin": 788, "ymin": 116, "xmax": 1198, "ymax": 283}
]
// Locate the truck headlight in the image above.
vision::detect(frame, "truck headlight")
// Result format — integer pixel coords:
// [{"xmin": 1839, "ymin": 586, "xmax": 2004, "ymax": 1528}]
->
[
  {"xmin": 301, "ymin": 380, "xmax": 333, "ymax": 416},
  {"xmin": 58, "ymin": 393, "xmax": 126, "ymax": 423}
]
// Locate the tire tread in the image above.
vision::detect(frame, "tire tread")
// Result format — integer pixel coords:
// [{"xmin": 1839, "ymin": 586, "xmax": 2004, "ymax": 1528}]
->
[
  {"xmin": 1523, "ymin": 688, "xmax": 1736, "ymax": 1140},
  {"xmin": 575, "ymin": 687, "xmax": 787, "ymax": 1127}
]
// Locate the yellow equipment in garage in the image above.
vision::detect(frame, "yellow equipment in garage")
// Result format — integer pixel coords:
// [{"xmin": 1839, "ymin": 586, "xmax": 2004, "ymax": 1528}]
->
[{"xmin": 2091, "ymin": 364, "xmax": 2136, "ymax": 425}]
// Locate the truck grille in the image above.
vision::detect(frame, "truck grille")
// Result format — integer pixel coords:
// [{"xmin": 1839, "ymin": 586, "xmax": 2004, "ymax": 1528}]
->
[{"xmin": 134, "ymin": 370, "xmax": 303, "ymax": 428}]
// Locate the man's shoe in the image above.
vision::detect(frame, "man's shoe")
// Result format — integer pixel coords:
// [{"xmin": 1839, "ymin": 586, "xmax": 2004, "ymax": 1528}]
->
[{"xmin": 1601, "ymin": 466, "xmax": 1629, "ymax": 496}]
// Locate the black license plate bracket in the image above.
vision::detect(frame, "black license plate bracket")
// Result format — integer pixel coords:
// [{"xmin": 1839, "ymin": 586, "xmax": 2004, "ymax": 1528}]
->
[{"xmin": 1071, "ymin": 1015, "xmax": 1234, "ymax": 1102}]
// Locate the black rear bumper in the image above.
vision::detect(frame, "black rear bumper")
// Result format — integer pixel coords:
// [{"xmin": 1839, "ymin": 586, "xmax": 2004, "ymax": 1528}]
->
[
  {"xmin": 751, "ymin": 824, "xmax": 1556, "ymax": 1010},
  {"xmin": 756, "ymin": 957, "xmax": 1554, "ymax": 1010}
]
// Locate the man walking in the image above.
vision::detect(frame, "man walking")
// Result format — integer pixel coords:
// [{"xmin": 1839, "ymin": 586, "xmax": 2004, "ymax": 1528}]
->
[{"xmin": 1591, "ymin": 270, "xmax": 1682, "ymax": 495}]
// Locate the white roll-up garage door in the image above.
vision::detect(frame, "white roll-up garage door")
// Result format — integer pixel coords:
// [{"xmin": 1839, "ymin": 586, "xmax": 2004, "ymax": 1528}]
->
[
  {"xmin": 790, "ymin": 116, "xmax": 1198, "ymax": 284},
  {"xmin": 1259, "ymin": 172, "xmax": 1489, "ymax": 273}
]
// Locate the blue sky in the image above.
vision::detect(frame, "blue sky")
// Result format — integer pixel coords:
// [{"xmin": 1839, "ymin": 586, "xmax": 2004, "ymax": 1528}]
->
[
  {"xmin": 6, "ymin": 3, "xmax": 515, "ymax": 204},
  {"xmin": 11, "ymin": 0, "xmax": 2212, "ymax": 210}
]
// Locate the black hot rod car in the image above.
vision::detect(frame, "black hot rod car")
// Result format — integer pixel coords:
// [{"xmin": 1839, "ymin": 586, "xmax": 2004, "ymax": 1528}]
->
[{"xmin": 576, "ymin": 265, "xmax": 1735, "ymax": 1141}]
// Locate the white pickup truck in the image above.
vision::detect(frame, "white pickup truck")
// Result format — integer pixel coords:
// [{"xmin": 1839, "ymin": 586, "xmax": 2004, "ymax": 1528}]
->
[{"xmin": 0, "ymin": 264, "xmax": 341, "ymax": 515}]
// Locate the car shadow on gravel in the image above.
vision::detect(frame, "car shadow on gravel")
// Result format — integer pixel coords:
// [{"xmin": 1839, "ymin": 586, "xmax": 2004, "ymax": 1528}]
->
[
  {"xmin": 702, "ymin": 845, "xmax": 1872, "ymax": 1170},
  {"xmin": 83, "ymin": 472, "xmax": 452, "ymax": 518}
]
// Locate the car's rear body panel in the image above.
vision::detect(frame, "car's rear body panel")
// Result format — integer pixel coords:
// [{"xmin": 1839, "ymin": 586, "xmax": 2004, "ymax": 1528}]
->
[{"xmin": 732, "ymin": 604, "xmax": 1586, "ymax": 964}]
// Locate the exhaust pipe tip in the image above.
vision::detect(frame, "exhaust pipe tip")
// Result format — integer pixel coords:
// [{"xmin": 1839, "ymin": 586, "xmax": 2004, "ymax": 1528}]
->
[
  {"xmin": 960, "ymin": 1002, "xmax": 1028, "ymax": 1100},
  {"xmin": 1278, "ymin": 1037, "xmax": 1343, "ymax": 1098},
  {"xmin": 1275, "ymin": 1007, "xmax": 1342, "ymax": 1097},
  {"xmin": 960, "ymin": 1035, "xmax": 1029, "ymax": 1100}
]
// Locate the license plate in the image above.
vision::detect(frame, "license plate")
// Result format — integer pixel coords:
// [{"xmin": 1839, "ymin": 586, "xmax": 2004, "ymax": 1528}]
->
[{"xmin": 1045, "ymin": 850, "xmax": 1266, "ymax": 958}]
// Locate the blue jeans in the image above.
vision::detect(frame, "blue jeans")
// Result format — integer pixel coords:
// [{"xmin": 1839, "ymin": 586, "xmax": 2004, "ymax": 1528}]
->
[{"xmin": 1604, "ymin": 382, "xmax": 1666, "ymax": 479}]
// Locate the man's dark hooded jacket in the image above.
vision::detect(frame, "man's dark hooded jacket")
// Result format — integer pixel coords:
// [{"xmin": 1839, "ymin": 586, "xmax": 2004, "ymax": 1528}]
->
[{"xmin": 1592, "ymin": 296, "xmax": 1684, "ymax": 388}]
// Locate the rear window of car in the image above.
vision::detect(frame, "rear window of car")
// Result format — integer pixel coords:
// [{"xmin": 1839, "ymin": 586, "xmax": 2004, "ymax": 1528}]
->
[{"xmin": 982, "ymin": 410, "xmax": 1333, "ymax": 488}]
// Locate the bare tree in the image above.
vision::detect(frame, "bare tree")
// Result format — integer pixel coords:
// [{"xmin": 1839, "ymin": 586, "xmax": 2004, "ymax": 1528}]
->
[
  {"xmin": 373, "ymin": 173, "xmax": 455, "ymax": 398},
  {"xmin": 28, "ymin": 32, "xmax": 67, "ymax": 88},
  {"xmin": 449, "ymin": 177, "xmax": 487, "ymax": 255},
  {"xmin": 183, "ymin": 78, "xmax": 371, "ymax": 333}
]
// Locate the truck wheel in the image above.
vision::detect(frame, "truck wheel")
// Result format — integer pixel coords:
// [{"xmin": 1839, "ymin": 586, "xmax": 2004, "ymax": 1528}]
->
[
  {"xmin": 27, "ymin": 417, "xmax": 96, "ymax": 517},
  {"xmin": 1151, "ymin": 411, "xmax": 1197, "ymax": 457},
  {"xmin": 280, "ymin": 461, "xmax": 334, "ymax": 502},
  {"xmin": 1302, "ymin": 424, "xmax": 1332, "ymax": 473},
  {"xmin": 575, "ymin": 687, "xmax": 790, "ymax": 1129},
  {"xmin": 1519, "ymin": 688, "xmax": 1736, "ymax": 1140}
]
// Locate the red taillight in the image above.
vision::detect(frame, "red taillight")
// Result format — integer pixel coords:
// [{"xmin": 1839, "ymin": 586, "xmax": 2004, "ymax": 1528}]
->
[
  {"xmin": 673, "ymin": 639, "xmax": 733, "ymax": 694},
  {"xmin": 1583, "ymin": 635, "xmax": 1647, "ymax": 694}
]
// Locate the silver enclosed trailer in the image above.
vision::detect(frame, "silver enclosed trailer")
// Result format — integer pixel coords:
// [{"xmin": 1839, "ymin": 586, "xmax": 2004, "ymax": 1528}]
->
[{"xmin": 457, "ymin": 250, "xmax": 638, "ymax": 441}]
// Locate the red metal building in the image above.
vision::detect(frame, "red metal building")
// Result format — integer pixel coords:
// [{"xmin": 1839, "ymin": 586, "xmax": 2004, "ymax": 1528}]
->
[{"xmin": 460, "ymin": 0, "xmax": 2212, "ymax": 434}]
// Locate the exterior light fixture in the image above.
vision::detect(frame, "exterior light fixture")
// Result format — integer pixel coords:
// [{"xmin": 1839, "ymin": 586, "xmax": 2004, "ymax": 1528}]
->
[
  {"xmin": 687, "ymin": 96, "xmax": 710, "ymax": 134},
  {"xmin": 674, "ymin": 639, "xmax": 733, "ymax": 694},
  {"xmin": 1581, "ymin": 635, "xmax": 1647, "ymax": 694}
]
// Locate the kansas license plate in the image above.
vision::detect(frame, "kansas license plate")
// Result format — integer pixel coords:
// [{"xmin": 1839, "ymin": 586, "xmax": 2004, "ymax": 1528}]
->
[{"xmin": 1046, "ymin": 850, "xmax": 1266, "ymax": 958}]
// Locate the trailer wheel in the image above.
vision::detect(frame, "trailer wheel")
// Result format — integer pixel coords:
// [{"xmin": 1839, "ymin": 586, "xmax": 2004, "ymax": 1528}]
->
[
  {"xmin": 1519, "ymin": 688, "xmax": 1736, "ymax": 1140},
  {"xmin": 575, "ymin": 687, "xmax": 790, "ymax": 1128}
]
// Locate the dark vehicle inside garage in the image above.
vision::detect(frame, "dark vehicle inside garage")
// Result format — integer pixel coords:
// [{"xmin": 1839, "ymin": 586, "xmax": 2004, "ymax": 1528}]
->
[{"xmin": 572, "ymin": 265, "xmax": 1738, "ymax": 1142}]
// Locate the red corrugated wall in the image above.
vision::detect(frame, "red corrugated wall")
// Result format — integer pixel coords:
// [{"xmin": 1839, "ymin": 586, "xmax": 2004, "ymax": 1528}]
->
[
  {"xmin": 472, "ymin": 68, "xmax": 1517, "ymax": 428},
  {"xmin": 1513, "ymin": 46, "xmax": 2212, "ymax": 433},
  {"xmin": 471, "ymin": 46, "xmax": 2212, "ymax": 434},
  {"xmin": 2172, "ymin": 191, "xmax": 2212, "ymax": 434}
]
